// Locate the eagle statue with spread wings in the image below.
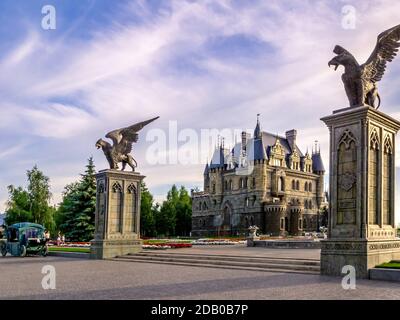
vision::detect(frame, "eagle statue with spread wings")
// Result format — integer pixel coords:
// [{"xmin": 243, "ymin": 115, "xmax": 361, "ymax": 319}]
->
[
  {"xmin": 96, "ymin": 116, "xmax": 159, "ymax": 171},
  {"xmin": 328, "ymin": 24, "xmax": 400, "ymax": 109}
]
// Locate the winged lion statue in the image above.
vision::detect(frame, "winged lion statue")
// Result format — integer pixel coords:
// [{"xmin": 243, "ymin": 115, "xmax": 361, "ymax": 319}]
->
[
  {"xmin": 96, "ymin": 116, "xmax": 159, "ymax": 171},
  {"xmin": 328, "ymin": 24, "xmax": 400, "ymax": 109}
]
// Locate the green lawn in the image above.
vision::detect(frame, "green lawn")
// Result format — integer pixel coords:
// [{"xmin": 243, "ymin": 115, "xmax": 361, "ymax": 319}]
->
[
  {"xmin": 49, "ymin": 247, "xmax": 90, "ymax": 253},
  {"xmin": 376, "ymin": 261, "xmax": 400, "ymax": 269}
]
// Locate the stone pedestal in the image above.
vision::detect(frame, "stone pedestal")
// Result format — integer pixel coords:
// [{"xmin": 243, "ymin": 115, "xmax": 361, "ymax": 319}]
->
[
  {"xmin": 90, "ymin": 170, "xmax": 144, "ymax": 259},
  {"xmin": 320, "ymin": 106, "xmax": 400, "ymax": 278}
]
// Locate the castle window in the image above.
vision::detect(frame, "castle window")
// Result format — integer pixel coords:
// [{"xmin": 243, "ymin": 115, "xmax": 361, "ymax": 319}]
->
[
  {"xmin": 296, "ymin": 180, "xmax": 300, "ymax": 190},
  {"xmin": 252, "ymin": 195, "xmax": 257, "ymax": 206},
  {"xmin": 245, "ymin": 197, "xmax": 249, "ymax": 207},
  {"xmin": 245, "ymin": 216, "xmax": 249, "ymax": 227},
  {"xmin": 305, "ymin": 182, "xmax": 308, "ymax": 192},
  {"xmin": 203, "ymin": 220, "xmax": 206, "ymax": 226},
  {"xmin": 239, "ymin": 178, "xmax": 243, "ymax": 189},
  {"xmin": 305, "ymin": 200, "xmax": 308, "ymax": 209},
  {"xmin": 245, "ymin": 178, "xmax": 248, "ymax": 188},
  {"xmin": 225, "ymin": 180, "xmax": 228, "ymax": 190},
  {"xmin": 213, "ymin": 199, "xmax": 217, "ymax": 207},
  {"xmin": 309, "ymin": 182, "xmax": 312, "ymax": 192},
  {"xmin": 203, "ymin": 202, "xmax": 207, "ymax": 210},
  {"xmin": 278, "ymin": 177, "xmax": 284, "ymax": 191},
  {"xmin": 299, "ymin": 218, "xmax": 303, "ymax": 230},
  {"xmin": 229, "ymin": 180, "xmax": 233, "ymax": 190},
  {"xmin": 303, "ymin": 219, "xmax": 308, "ymax": 229},
  {"xmin": 250, "ymin": 216, "xmax": 254, "ymax": 225},
  {"xmin": 198, "ymin": 202, "xmax": 202, "ymax": 211},
  {"xmin": 280, "ymin": 218, "xmax": 285, "ymax": 230},
  {"xmin": 292, "ymin": 180, "xmax": 296, "ymax": 190},
  {"xmin": 252, "ymin": 178, "xmax": 256, "ymax": 188},
  {"xmin": 212, "ymin": 183, "xmax": 216, "ymax": 194}
]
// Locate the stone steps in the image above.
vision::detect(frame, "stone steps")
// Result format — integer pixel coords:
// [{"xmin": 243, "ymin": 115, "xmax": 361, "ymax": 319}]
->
[{"xmin": 113, "ymin": 251, "xmax": 321, "ymax": 275}]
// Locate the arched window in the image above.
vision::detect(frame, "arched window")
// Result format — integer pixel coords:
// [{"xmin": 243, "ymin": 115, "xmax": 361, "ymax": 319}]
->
[
  {"xmin": 229, "ymin": 180, "xmax": 233, "ymax": 190},
  {"xmin": 203, "ymin": 202, "xmax": 207, "ymax": 210},
  {"xmin": 296, "ymin": 180, "xmax": 300, "ymax": 190},
  {"xmin": 212, "ymin": 183, "xmax": 216, "ymax": 194},
  {"xmin": 305, "ymin": 182, "xmax": 308, "ymax": 192},
  {"xmin": 252, "ymin": 195, "xmax": 257, "ymax": 206},
  {"xmin": 245, "ymin": 197, "xmax": 249, "ymax": 207},
  {"xmin": 244, "ymin": 178, "xmax": 248, "ymax": 188},
  {"xmin": 278, "ymin": 177, "xmax": 284, "ymax": 191},
  {"xmin": 292, "ymin": 180, "xmax": 296, "ymax": 190},
  {"xmin": 225, "ymin": 180, "xmax": 228, "ymax": 190},
  {"xmin": 309, "ymin": 182, "xmax": 312, "ymax": 192},
  {"xmin": 304, "ymin": 200, "xmax": 308, "ymax": 209},
  {"xmin": 239, "ymin": 178, "xmax": 243, "ymax": 189},
  {"xmin": 252, "ymin": 177, "xmax": 256, "ymax": 188}
]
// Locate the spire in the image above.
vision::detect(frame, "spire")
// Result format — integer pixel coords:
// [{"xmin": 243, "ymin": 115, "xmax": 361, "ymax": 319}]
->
[{"xmin": 254, "ymin": 114, "xmax": 261, "ymax": 139}]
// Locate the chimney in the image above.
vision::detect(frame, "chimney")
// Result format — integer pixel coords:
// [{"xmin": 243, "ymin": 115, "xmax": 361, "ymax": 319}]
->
[{"xmin": 285, "ymin": 129, "xmax": 297, "ymax": 152}]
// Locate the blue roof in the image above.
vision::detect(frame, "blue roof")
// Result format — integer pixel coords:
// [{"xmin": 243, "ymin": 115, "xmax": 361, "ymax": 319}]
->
[
  {"xmin": 312, "ymin": 152, "xmax": 325, "ymax": 172},
  {"xmin": 253, "ymin": 138, "xmax": 267, "ymax": 160}
]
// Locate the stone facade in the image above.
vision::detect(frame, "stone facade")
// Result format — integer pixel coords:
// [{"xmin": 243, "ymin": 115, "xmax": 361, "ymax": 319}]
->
[
  {"xmin": 90, "ymin": 170, "xmax": 144, "ymax": 259},
  {"xmin": 320, "ymin": 106, "xmax": 400, "ymax": 278},
  {"xmin": 192, "ymin": 118, "xmax": 327, "ymax": 237}
]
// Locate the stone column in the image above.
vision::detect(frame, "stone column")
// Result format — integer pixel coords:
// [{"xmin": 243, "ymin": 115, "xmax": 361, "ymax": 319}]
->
[
  {"xmin": 320, "ymin": 106, "xmax": 400, "ymax": 278},
  {"xmin": 90, "ymin": 170, "xmax": 144, "ymax": 259}
]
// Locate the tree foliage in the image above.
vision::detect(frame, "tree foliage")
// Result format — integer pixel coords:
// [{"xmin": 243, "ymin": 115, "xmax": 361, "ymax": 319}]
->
[
  {"xmin": 58, "ymin": 157, "xmax": 96, "ymax": 241},
  {"xmin": 5, "ymin": 165, "xmax": 55, "ymax": 232}
]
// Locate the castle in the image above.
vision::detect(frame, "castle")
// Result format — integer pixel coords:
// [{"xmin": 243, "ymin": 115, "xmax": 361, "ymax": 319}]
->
[{"xmin": 191, "ymin": 117, "xmax": 327, "ymax": 237}]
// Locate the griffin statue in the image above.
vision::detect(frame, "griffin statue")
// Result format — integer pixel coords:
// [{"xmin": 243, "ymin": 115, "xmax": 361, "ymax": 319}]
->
[
  {"xmin": 96, "ymin": 116, "xmax": 159, "ymax": 171},
  {"xmin": 328, "ymin": 24, "xmax": 400, "ymax": 109}
]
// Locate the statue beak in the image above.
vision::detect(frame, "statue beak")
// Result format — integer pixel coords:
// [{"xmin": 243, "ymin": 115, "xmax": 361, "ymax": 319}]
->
[{"xmin": 328, "ymin": 59, "xmax": 339, "ymax": 71}]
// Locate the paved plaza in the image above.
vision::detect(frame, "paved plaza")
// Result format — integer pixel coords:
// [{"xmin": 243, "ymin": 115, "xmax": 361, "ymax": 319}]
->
[{"xmin": 1, "ymin": 245, "xmax": 400, "ymax": 300}]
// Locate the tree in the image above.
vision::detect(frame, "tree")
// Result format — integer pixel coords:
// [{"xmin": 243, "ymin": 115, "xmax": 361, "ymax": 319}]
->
[
  {"xmin": 175, "ymin": 186, "xmax": 192, "ymax": 236},
  {"xmin": 27, "ymin": 166, "xmax": 53, "ymax": 228},
  {"xmin": 58, "ymin": 157, "xmax": 96, "ymax": 241},
  {"xmin": 155, "ymin": 185, "xmax": 192, "ymax": 237},
  {"xmin": 140, "ymin": 182, "xmax": 156, "ymax": 237},
  {"xmin": 4, "ymin": 186, "xmax": 32, "ymax": 225},
  {"xmin": 5, "ymin": 166, "xmax": 55, "ymax": 231}
]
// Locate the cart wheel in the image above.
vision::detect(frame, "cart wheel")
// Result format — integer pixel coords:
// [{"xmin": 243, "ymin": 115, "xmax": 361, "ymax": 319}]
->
[
  {"xmin": 20, "ymin": 245, "xmax": 27, "ymax": 257},
  {"xmin": 1, "ymin": 245, "xmax": 6, "ymax": 257},
  {"xmin": 41, "ymin": 246, "xmax": 49, "ymax": 257}
]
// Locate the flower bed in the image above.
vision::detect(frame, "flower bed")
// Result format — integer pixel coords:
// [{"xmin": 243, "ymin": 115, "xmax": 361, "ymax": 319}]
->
[
  {"xmin": 48, "ymin": 241, "xmax": 91, "ymax": 247},
  {"xmin": 142, "ymin": 240, "xmax": 192, "ymax": 249},
  {"xmin": 192, "ymin": 239, "xmax": 246, "ymax": 245}
]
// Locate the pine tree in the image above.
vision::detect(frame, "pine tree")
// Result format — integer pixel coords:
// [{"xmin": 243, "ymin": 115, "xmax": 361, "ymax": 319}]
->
[
  {"xmin": 140, "ymin": 182, "xmax": 156, "ymax": 237},
  {"xmin": 59, "ymin": 157, "xmax": 96, "ymax": 241}
]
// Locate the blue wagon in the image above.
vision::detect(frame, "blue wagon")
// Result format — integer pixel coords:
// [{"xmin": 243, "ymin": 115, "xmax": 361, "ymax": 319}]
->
[{"xmin": 1, "ymin": 222, "xmax": 48, "ymax": 257}]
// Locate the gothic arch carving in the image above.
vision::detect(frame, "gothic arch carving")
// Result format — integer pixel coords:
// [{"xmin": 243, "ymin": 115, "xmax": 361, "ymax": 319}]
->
[
  {"xmin": 370, "ymin": 128, "xmax": 380, "ymax": 150},
  {"xmin": 384, "ymin": 134, "xmax": 393, "ymax": 154},
  {"xmin": 338, "ymin": 129, "xmax": 357, "ymax": 150}
]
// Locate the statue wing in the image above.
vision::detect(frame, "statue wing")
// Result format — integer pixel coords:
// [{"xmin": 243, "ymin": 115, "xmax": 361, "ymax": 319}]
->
[
  {"xmin": 362, "ymin": 24, "xmax": 400, "ymax": 82},
  {"xmin": 107, "ymin": 116, "xmax": 159, "ymax": 155}
]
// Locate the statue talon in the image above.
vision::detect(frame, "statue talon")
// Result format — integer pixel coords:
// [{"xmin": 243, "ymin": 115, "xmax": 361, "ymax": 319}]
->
[
  {"xmin": 96, "ymin": 117, "xmax": 159, "ymax": 171},
  {"xmin": 329, "ymin": 24, "xmax": 400, "ymax": 109}
]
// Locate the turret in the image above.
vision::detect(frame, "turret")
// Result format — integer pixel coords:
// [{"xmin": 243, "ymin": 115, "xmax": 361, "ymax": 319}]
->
[{"xmin": 312, "ymin": 143, "xmax": 325, "ymax": 208}]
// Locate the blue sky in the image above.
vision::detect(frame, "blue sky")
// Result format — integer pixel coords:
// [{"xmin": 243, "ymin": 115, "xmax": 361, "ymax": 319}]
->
[{"xmin": 1, "ymin": 0, "xmax": 400, "ymax": 223}]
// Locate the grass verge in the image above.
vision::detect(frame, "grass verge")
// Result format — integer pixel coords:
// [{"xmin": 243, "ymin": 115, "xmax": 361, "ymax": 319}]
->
[{"xmin": 49, "ymin": 247, "xmax": 90, "ymax": 253}]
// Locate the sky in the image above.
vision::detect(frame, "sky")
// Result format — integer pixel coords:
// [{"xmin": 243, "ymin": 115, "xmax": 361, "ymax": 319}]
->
[{"xmin": 1, "ymin": 0, "xmax": 400, "ymax": 223}]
